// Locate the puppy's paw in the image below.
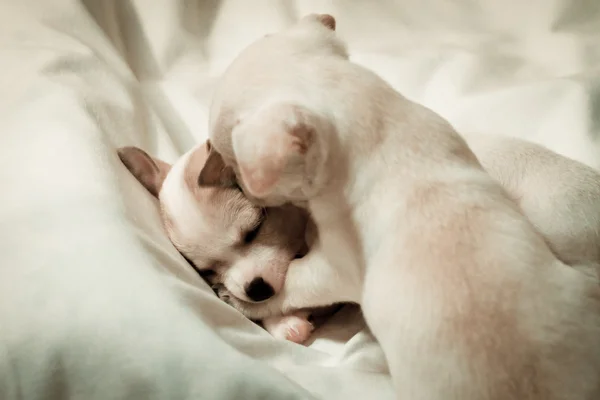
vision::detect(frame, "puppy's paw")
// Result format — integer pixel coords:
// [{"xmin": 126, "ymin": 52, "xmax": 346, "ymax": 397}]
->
[
  {"xmin": 262, "ymin": 312, "xmax": 314, "ymax": 344},
  {"xmin": 212, "ymin": 283, "xmax": 280, "ymax": 321},
  {"xmin": 212, "ymin": 284, "xmax": 251, "ymax": 312},
  {"xmin": 212, "ymin": 283, "xmax": 232, "ymax": 302}
]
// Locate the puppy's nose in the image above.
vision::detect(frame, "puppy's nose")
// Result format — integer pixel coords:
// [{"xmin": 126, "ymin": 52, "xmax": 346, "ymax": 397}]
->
[{"xmin": 245, "ymin": 278, "xmax": 274, "ymax": 302}]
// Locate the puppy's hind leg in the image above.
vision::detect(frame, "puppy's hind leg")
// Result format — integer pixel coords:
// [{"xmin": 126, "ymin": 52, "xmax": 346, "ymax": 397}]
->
[
  {"xmin": 361, "ymin": 252, "xmax": 503, "ymax": 400},
  {"xmin": 361, "ymin": 260, "xmax": 456, "ymax": 400}
]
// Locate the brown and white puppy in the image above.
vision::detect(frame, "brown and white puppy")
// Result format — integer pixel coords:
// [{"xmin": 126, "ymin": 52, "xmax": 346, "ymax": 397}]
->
[
  {"xmin": 118, "ymin": 141, "xmax": 316, "ymax": 343},
  {"xmin": 206, "ymin": 14, "xmax": 600, "ymax": 400}
]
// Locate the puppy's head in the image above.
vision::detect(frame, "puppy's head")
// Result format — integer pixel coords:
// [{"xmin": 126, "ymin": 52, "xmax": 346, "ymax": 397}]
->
[
  {"xmin": 118, "ymin": 142, "xmax": 308, "ymax": 303},
  {"xmin": 208, "ymin": 14, "xmax": 345, "ymax": 206}
]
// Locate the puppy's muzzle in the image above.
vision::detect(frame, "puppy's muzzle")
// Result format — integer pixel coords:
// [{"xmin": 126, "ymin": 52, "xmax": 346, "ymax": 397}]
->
[{"xmin": 245, "ymin": 277, "xmax": 274, "ymax": 302}]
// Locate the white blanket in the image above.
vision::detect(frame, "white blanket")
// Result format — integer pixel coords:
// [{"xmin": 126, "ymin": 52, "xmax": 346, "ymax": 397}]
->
[{"xmin": 1, "ymin": 1, "xmax": 599, "ymax": 399}]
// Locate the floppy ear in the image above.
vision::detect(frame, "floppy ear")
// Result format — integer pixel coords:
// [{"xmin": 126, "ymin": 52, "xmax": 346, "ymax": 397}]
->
[
  {"xmin": 232, "ymin": 104, "xmax": 316, "ymax": 198},
  {"xmin": 117, "ymin": 146, "xmax": 171, "ymax": 198},
  {"xmin": 197, "ymin": 143, "xmax": 238, "ymax": 188}
]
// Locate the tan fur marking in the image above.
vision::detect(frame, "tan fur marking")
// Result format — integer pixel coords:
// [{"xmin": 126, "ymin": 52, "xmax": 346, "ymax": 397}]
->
[{"xmin": 314, "ymin": 14, "xmax": 336, "ymax": 30}]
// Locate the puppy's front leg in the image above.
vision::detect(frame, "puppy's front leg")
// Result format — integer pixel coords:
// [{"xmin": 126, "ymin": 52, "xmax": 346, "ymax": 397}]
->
[
  {"xmin": 278, "ymin": 241, "xmax": 360, "ymax": 312},
  {"xmin": 262, "ymin": 310, "xmax": 314, "ymax": 344}
]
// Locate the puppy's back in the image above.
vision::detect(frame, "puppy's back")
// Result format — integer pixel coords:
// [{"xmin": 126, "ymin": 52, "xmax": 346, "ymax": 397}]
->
[
  {"xmin": 464, "ymin": 133, "xmax": 600, "ymax": 274},
  {"xmin": 363, "ymin": 162, "xmax": 600, "ymax": 400}
]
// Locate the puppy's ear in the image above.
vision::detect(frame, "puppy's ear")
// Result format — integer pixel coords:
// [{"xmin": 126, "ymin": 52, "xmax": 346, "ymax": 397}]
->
[
  {"xmin": 232, "ymin": 103, "xmax": 316, "ymax": 198},
  {"xmin": 118, "ymin": 146, "xmax": 172, "ymax": 198},
  {"xmin": 198, "ymin": 144, "xmax": 238, "ymax": 188},
  {"xmin": 303, "ymin": 13, "xmax": 336, "ymax": 30}
]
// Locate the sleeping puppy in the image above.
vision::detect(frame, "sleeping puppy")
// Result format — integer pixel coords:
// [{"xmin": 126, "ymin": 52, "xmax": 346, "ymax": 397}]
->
[
  {"xmin": 205, "ymin": 13, "xmax": 600, "ymax": 400},
  {"xmin": 118, "ymin": 141, "xmax": 317, "ymax": 343}
]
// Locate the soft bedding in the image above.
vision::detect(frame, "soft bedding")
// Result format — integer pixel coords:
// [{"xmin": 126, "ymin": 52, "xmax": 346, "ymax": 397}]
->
[{"xmin": 1, "ymin": 1, "xmax": 599, "ymax": 399}]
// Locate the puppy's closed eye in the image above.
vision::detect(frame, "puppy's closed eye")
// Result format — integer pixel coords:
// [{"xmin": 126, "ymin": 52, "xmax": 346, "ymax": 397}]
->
[
  {"xmin": 198, "ymin": 269, "xmax": 216, "ymax": 278},
  {"xmin": 241, "ymin": 209, "xmax": 266, "ymax": 245},
  {"xmin": 243, "ymin": 220, "xmax": 263, "ymax": 244}
]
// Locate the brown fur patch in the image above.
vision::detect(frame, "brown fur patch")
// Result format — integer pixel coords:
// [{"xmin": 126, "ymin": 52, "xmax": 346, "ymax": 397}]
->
[
  {"xmin": 183, "ymin": 145, "xmax": 210, "ymax": 194},
  {"xmin": 118, "ymin": 146, "xmax": 172, "ymax": 198},
  {"xmin": 315, "ymin": 14, "xmax": 336, "ymax": 30},
  {"xmin": 198, "ymin": 150, "xmax": 237, "ymax": 188},
  {"xmin": 290, "ymin": 123, "xmax": 313, "ymax": 155}
]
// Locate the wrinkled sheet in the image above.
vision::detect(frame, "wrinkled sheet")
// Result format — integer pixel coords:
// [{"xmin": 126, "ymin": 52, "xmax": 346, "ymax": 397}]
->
[{"xmin": 1, "ymin": 1, "xmax": 599, "ymax": 399}]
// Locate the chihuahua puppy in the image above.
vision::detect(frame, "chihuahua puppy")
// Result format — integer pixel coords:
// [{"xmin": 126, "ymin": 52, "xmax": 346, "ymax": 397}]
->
[
  {"xmin": 212, "ymin": 132, "xmax": 600, "ymax": 319},
  {"xmin": 205, "ymin": 14, "xmax": 600, "ymax": 400},
  {"xmin": 118, "ymin": 141, "xmax": 316, "ymax": 343}
]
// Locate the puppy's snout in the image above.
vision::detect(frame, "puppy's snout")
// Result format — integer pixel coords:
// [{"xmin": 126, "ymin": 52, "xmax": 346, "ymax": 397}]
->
[{"xmin": 245, "ymin": 277, "xmax": 274, "ymax": 302}]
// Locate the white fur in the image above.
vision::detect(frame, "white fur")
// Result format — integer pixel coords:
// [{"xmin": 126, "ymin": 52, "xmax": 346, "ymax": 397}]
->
[
  {"xmin": 161, "ymin": 149, "xmax": 214, "ymax": 244},
  {"xmin": 208, "ymin": 14, "xmax": 600, "ymax": 400}
]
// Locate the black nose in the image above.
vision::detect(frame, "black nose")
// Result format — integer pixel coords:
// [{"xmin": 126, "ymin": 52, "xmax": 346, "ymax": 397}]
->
[{"xmin": 245, "ymin": 278, "xmax": 274, "ymax": 302}]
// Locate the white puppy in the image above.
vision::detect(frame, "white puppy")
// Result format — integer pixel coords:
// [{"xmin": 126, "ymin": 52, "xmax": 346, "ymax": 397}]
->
[
  {"xmin": 214, "ymin": 132, "xmax": 600, "ymax": 320},
  {"xmin": 205, "ymin": 14, "xmax": 600, "ymax": 400}
]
